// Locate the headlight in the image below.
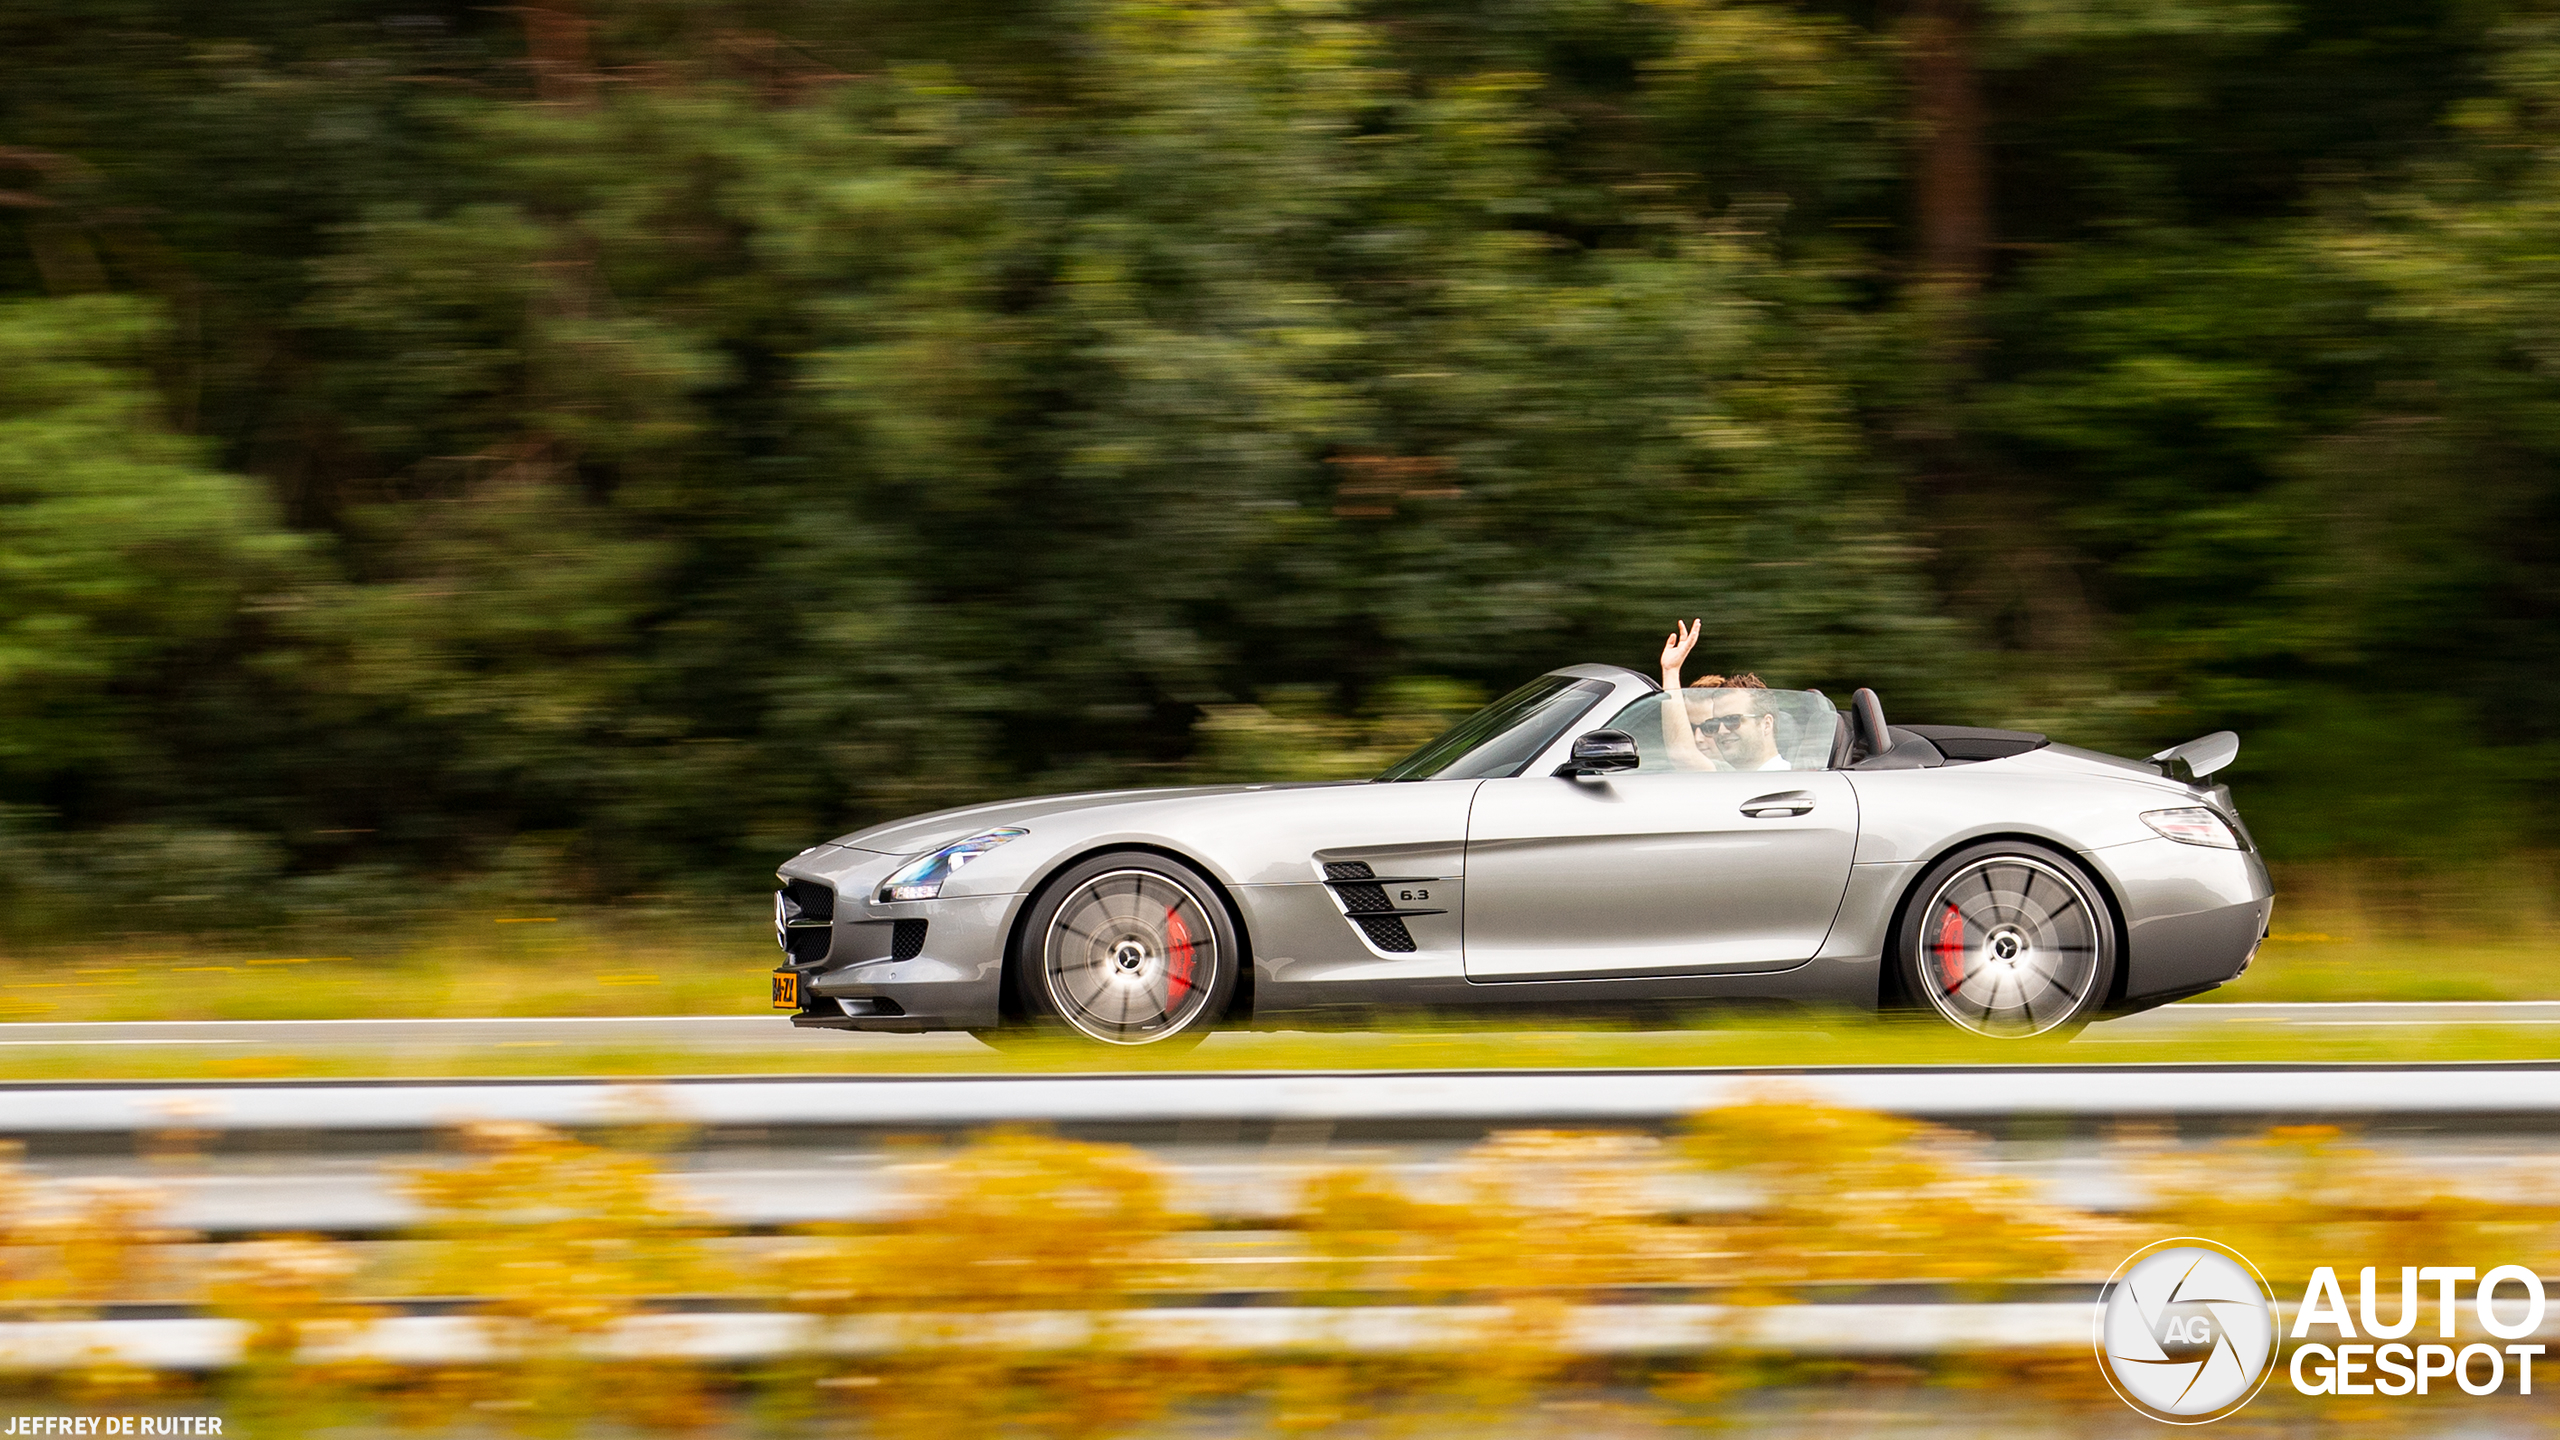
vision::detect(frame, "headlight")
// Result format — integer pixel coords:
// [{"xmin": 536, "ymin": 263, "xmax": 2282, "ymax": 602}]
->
[
  {"xmin": 878, "ymin": 829, "xmax": 1027, "ymax": 902},
  {"xmin": 2141, "ymin": 807, "xmax": 2242, "ymax": 849}
]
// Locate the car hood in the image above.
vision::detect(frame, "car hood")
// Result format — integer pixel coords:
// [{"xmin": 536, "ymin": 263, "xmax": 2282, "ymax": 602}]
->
[{"xmin": 833, "ymin": 781, "xmax": 1360, "ymax": 856}]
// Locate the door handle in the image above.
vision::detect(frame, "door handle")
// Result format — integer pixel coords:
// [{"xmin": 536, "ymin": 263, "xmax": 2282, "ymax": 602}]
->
[{"xmin": 1740, "ymin": 790, "xmax": 1815, "ymax": 818}]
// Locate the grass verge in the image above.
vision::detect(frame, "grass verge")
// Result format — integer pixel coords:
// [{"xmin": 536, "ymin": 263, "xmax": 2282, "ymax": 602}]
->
[
  {"xmin": 4, "ymin": 1017, "xmax": 2560, "ymax": 1082},
  {"xmin": 1, "ymin": 862, "xmax": 2556, "ymax": 1026},
  {"xmin": 0, "ymin": 911, "xmax": 769, "ymax": 1021}
]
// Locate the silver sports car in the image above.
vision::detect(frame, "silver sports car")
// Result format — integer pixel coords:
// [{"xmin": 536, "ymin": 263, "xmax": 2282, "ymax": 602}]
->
[{"xmin": 770, "ymin": 665, "xmax": 2271, "ymax": 1043}]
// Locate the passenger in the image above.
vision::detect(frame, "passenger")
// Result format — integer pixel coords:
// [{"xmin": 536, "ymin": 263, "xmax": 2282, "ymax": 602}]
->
[{"xmin": 1655, "ymin": 619, "xmax": 1776, "ymax": 771}]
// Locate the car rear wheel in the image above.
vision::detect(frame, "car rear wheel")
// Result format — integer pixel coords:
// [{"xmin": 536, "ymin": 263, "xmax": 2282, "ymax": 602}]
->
[
  {"xmin": 1011, "ymin": 850, "xmax": 1238, "ymax": 1048},
  {"xmin": 1895, "ymin": 842, "xmax": 2116, "ymax": 1038}
]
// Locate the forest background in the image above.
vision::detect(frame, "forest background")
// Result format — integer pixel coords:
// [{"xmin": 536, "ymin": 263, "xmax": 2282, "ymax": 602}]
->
[{"xmin": 4, "ymin": 0, "xmax": 2556, "ymax": 943}]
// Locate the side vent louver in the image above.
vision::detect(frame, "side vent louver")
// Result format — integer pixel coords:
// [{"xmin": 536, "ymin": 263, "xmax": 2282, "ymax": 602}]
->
[
  {"xmin": 1317, "ymin": 857, "xmax": 1441, "ymax": 955},
  {"xmin": 1353, "ymin": 915, "xmax": 1417, "ymax": 952},
  {"xmin": 1339, "ymin": 886, "xmax": 1394, "ymax": 915}
]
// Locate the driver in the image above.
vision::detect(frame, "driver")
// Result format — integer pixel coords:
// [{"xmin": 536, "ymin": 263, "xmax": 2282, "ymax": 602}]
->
[{"xmin": 1704, "ymin": 687, "xmax": 1790, "ymax": 771}]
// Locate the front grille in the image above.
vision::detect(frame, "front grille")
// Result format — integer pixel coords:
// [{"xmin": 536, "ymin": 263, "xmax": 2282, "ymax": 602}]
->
[
  {"xmin": 1353, "ymin": 915, "xmax": 1416, "ymax": 952},
  {"xmin": 782, "ymin": 879, "xmax": 835, "ymax": 922},
  {"xmin": 891, "ymin": 919, "xmax": 928, "ymax": 961},
  {"xmin": 776, "ymin": 879, "xmax": 836, "ymax": 965},
  {"xmin": 1338, "ymin": 884, "xmax": 1393, "ymax": 914},
  {"xmin": 1323, "ymin": 861, "xmax": 1375, "ymax": 881}
]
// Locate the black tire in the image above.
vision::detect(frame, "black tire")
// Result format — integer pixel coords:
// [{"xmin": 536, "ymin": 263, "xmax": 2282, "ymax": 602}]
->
[
  {"xmin": 1894, "ymin": 840, "xmax": 2117, "ymax": 1038},
  {"xmin": 968, "ymin": 1027, "xmax": 1051, "ymax": 1053},
  {"xmin": 1009, "ymin": 850, "xmax": 1240, "ymax": 1048}
]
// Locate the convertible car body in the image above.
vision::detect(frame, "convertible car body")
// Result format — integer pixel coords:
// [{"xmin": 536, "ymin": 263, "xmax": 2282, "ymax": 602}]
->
[{"xmin": 770, "ymin": 664, "xmax": 2272, "ymax": 1042}]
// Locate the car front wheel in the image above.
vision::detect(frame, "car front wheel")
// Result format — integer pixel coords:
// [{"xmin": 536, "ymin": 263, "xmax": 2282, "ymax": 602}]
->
[
  {"xmin": 1895, "ymin": 841, "xmax": 2117, "ymax": 1038},
  {"xmin": 1011, "ymin": 850, "xmax": 1239, "ymax": 1048}
]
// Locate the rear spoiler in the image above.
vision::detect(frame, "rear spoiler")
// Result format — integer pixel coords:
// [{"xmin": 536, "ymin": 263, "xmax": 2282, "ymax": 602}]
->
[{"xmin": 2150, "ymin": 730, "xmax": 2238, "ymax": 783}]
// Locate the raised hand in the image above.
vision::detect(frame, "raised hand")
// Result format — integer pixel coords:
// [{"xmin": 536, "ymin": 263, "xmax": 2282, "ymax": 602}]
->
[{"xmin": 1659, "ymin": 618, "xmax": 1701, "ymax": 677}]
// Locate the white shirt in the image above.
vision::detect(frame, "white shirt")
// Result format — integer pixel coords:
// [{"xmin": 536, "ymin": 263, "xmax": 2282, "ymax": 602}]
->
[{"xmin": 1697, "ymin": 753, "xmax": 1789, "ymax": 772}]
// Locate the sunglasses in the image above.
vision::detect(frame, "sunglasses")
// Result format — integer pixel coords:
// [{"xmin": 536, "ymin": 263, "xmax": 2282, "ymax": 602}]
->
[{"xmin": 1695, "ymin": 713, "xmax": 1760, "ymax": 734}]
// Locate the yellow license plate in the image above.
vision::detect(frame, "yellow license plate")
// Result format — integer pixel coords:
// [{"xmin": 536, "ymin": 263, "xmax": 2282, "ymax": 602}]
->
[{"xmin": 771, "ymin": 970, "xmax": 799, "ymax": 1009}]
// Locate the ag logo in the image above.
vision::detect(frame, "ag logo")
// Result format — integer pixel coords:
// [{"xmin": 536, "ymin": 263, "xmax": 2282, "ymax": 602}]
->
[
  {"xmin": 2155, "ymin": 1301, "xmax": 2224, "ymax": 1360},
  {"xmin": 2096, "ymin": 1238, "xmax": 2279, "ymax": 1423}
]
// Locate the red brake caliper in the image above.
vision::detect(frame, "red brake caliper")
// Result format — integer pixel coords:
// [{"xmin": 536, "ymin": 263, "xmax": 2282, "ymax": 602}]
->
[
  {"xmin": 1933, "ymin": 902, "xmax": 1967, "ymax": 993},
  {"xmin": 1164, "ymin": 906, "xmax": 1195, "ymax": 1005}
]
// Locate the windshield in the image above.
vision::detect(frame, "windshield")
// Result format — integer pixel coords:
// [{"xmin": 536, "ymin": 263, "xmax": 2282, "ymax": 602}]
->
[
  {"xmin": 1375, "ymin": 676, "xmax": 1612, "ymax": 781},
  {"xmin": 1603, "ymin": 689, "xmax": 1838, "ymax": 773}
]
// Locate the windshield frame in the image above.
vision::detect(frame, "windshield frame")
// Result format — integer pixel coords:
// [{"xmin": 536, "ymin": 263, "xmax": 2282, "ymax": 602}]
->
[{"xmin": 1373, "ymin": 676, "xmax": 1614, "ymax": 782}]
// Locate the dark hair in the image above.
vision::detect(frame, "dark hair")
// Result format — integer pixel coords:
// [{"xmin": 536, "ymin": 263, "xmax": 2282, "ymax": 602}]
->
[{"xmin": 1683, "ymin": 680, "xmax": 1777, "ymax": 724}]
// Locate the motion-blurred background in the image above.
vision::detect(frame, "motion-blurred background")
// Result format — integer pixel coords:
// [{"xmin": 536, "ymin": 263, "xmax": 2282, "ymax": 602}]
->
[
  {"xmin": 11, "ymin": 11, "xmax": 2560, "ymax": 1434},
  {"xmin": 2, "ymin": 0, "xmax": 2554, "ymax": 965}
]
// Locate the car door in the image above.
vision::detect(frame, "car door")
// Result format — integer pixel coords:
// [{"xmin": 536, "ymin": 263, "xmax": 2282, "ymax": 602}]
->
[{"xmin": 1461, "ymin": 765, "xmax": 1858, "ymax": 981}]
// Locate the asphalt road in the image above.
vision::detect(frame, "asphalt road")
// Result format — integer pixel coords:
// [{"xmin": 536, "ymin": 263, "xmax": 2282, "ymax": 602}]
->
[{"xmin": 0, "ymin": 1002, "xmax": 2553, "ymax": 1050}]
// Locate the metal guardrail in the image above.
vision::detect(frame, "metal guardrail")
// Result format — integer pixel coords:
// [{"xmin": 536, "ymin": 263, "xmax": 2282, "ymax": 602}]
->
[
  {"xmin": 13, "ymin": 1057, "xmax": 2557, "ymax": 1374},
  {"xmin": 32, "ymin": 1298, "xmax": 2560, "ymax": 1370},
  {"xmin": 57, "ymin": 1162, "xmax": 1767, "ymax": 1235},
  {"xmin": 0, "ymin": 1303, "xmax": 2099, "ymax": 1370},
  {"xmin": 13, "ymin": 1063, "xmax": 2560, "ymax": 1136}
]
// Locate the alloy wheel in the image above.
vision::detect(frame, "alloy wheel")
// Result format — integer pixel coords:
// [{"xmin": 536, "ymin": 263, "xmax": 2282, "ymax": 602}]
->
[
  {"xmin": 1914, "ymin": 854, "xmax": 2106, "ymax": 1038},
  {"xmin": 1039, "ymin": 868, "xmax": 1222, "ymax": 1045}
]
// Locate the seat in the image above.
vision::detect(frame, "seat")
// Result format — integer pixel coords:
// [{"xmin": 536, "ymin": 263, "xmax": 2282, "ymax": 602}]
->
[
  {"xmin": 1840, "ymin": 687, "xmax": 1945, "ymax": 770},
  {"xmin": 1857, "ymin": 726, "xmax": 1946, "ymax": 770}
]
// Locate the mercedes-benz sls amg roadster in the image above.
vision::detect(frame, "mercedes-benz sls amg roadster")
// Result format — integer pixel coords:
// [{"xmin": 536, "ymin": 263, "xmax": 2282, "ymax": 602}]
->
[{"xmin": 769, "ymin": 665, "xmax": 2271, "ymax": 1044}]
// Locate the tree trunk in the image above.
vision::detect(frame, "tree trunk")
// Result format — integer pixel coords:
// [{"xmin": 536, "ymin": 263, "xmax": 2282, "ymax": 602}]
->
[
  {"xmin": 1909, "ymin": 0, "xmax": 1987, "ymax": 300},
  {"xmin": 1902, "ymin": 0, "xmax": 2097, "ymax": 658}
]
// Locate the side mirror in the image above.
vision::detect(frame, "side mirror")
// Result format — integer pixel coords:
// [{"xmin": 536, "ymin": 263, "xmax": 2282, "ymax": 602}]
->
[
  {"xmin": 1554, "ymin": 729, "xmax": 1640, "ymax": 778},
  {"xmin": 2151, "ymin": 730, "xmax": 2240, "ymax": 783}
]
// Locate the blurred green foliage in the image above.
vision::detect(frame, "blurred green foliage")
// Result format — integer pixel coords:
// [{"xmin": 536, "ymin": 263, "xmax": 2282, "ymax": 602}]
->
[{"xmin": 0, "ymin": 0, "xmax": 2556, "ymax": 921}]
